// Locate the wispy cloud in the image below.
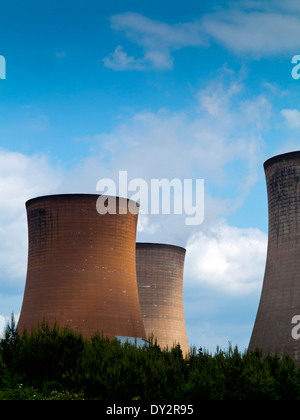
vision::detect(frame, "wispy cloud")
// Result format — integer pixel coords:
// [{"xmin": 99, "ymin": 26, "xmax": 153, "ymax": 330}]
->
[
  {"xmin": 103, "ymin": 45, "xmax": 152, "ymax": 71},
  {"xmin": 103, "ymin": 2, "xmax": 300, "ymax": 71},
  {"xmin": 196, "ymin": 0, "xmax": 300, "ymax": 57},
  {"xmin": 103, "ymin": 12, "xmax": 207, "ymax": 71},
  {"xmin": 281, "ymin": 109, "xmax": 300, "ymax": 129},
  {"xmin": 202, "ymin": 10, "xmax": 300, "ymax": 57},
  {"xmin": 71, "ymin": 75, "xmax": 268, "ymax": 203}
]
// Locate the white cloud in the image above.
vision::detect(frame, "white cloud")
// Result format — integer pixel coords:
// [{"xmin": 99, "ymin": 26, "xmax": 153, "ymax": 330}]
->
[
  {"xmin": 280, "ymin": 0, "xmax": 300, "ymax": 12},
  {"xmin": 232, "ymin": 0, "xmax": 300, "ymax": 13},
  {"xmin": 281, "ymin": 109, "xmax": 300, "ymax": 129},
  {"xmin": 103, "ymin": 12, "xmax": 206, "ymax": 71},
  {"xmin": 0, "ymin": 150, "xmax": 62, "ymax": 330},
  {"xmin": 109, "ymin": 13, "xmax": 205, "ymax": 49},
  {"xmin": 0, "ymin": 150, "xmax": 59, "ymax": 213},
  {"xmin": 202, "ymin": 10, "xmax": 300, "ymax": 57},
  {"xmin": 0, "ymin": 149, "xmax": 61, "ymax": 289},
  {"xmin": 103, "ymin": 3, "xmax": 300, "ymax": 71},
  {"xmin": 198, "ymin": 81, "xmax": 244, "ymax": 119},
  {"xmin": 185, "ymin": 220, "xmax": 267, "ymax": 295},
  {"xmin": 76, "ymin": 77, "xmax": 268, "ymax": 184},
  {"xmin": 102, "ymin": 45, "xmax": 148, "ymax": 71}
]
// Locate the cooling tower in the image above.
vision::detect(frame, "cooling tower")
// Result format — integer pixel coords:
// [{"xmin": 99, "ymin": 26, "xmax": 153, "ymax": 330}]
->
[
  {"xmin": 249, "ymin": 151, "xmax": 300, "ymax": 364},
  {"xmin": 136, "ymin": 243, "xmax": 190, "ymax": 356},
  {"xmin": 18, "ymin": 194, "xmax": 146, "ymax": 341}
]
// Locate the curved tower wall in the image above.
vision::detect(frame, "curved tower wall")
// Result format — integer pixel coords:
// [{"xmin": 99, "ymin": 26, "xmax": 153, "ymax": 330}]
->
[
  {"xmin": 136, "ymin": 243, "xmax": 190, "ymax": 356},
  {"xmin": 249, "ymin": 152, "xmax": 300, "ymax": 364},
  {"xmin": 18, "ymin": 194, "xmax": 146, "ymax": 341}
]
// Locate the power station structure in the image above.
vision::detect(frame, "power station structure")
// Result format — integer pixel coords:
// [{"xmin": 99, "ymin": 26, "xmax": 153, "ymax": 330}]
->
[
  {"xmin": 18, "ymin": 194, "xmax": 147, "ymax": 342},
  {"xmin": 249, "ymin": 151, "xmax": 300, "ymax": 364},
  {"xmin": 136, "ymin": 243, "xmax": 190, "ymax": 356}
]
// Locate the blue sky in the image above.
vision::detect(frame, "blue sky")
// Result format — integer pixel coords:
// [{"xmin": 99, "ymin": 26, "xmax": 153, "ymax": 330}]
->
[{"xmin": 1, "ymin": 0, "xmax": 300, "ymax": 352}]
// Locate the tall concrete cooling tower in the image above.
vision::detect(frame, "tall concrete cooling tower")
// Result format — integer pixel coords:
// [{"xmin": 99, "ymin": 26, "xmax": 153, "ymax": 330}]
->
[
  {"xmin": 136, "ymin": 243, "xmax": 190, "ymax": 356},
  {"xmin": 18, "ymin": 194, "xmax": 146, "ymax": 341},
  {"xmin": 249, "ymin": 151, "xmax": 300, "ymax": 364}
]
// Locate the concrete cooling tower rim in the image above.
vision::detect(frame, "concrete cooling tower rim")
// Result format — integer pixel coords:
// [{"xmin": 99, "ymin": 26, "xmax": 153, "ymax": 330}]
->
[
  {"xmin": 26, "ymin": 193, "xmax": 140, "ymax": 208},
  {"xmin": 264, "ymin": 151, "xmax": 300, "ymax": 170},
  {"xmin": 136, "ymin": 242, "xmax": 186, "ymax": 254}
]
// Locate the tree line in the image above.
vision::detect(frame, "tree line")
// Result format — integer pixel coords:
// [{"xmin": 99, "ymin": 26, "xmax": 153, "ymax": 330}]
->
[{"xmin": 1, "ymin": 314, "xmax": 300, "ymax": 400}]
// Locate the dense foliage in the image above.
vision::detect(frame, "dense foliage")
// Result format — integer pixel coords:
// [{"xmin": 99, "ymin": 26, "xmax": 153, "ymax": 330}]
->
[{"xmin": 1, "ymin": 315, "xmax": 300, "ymax": 400}]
